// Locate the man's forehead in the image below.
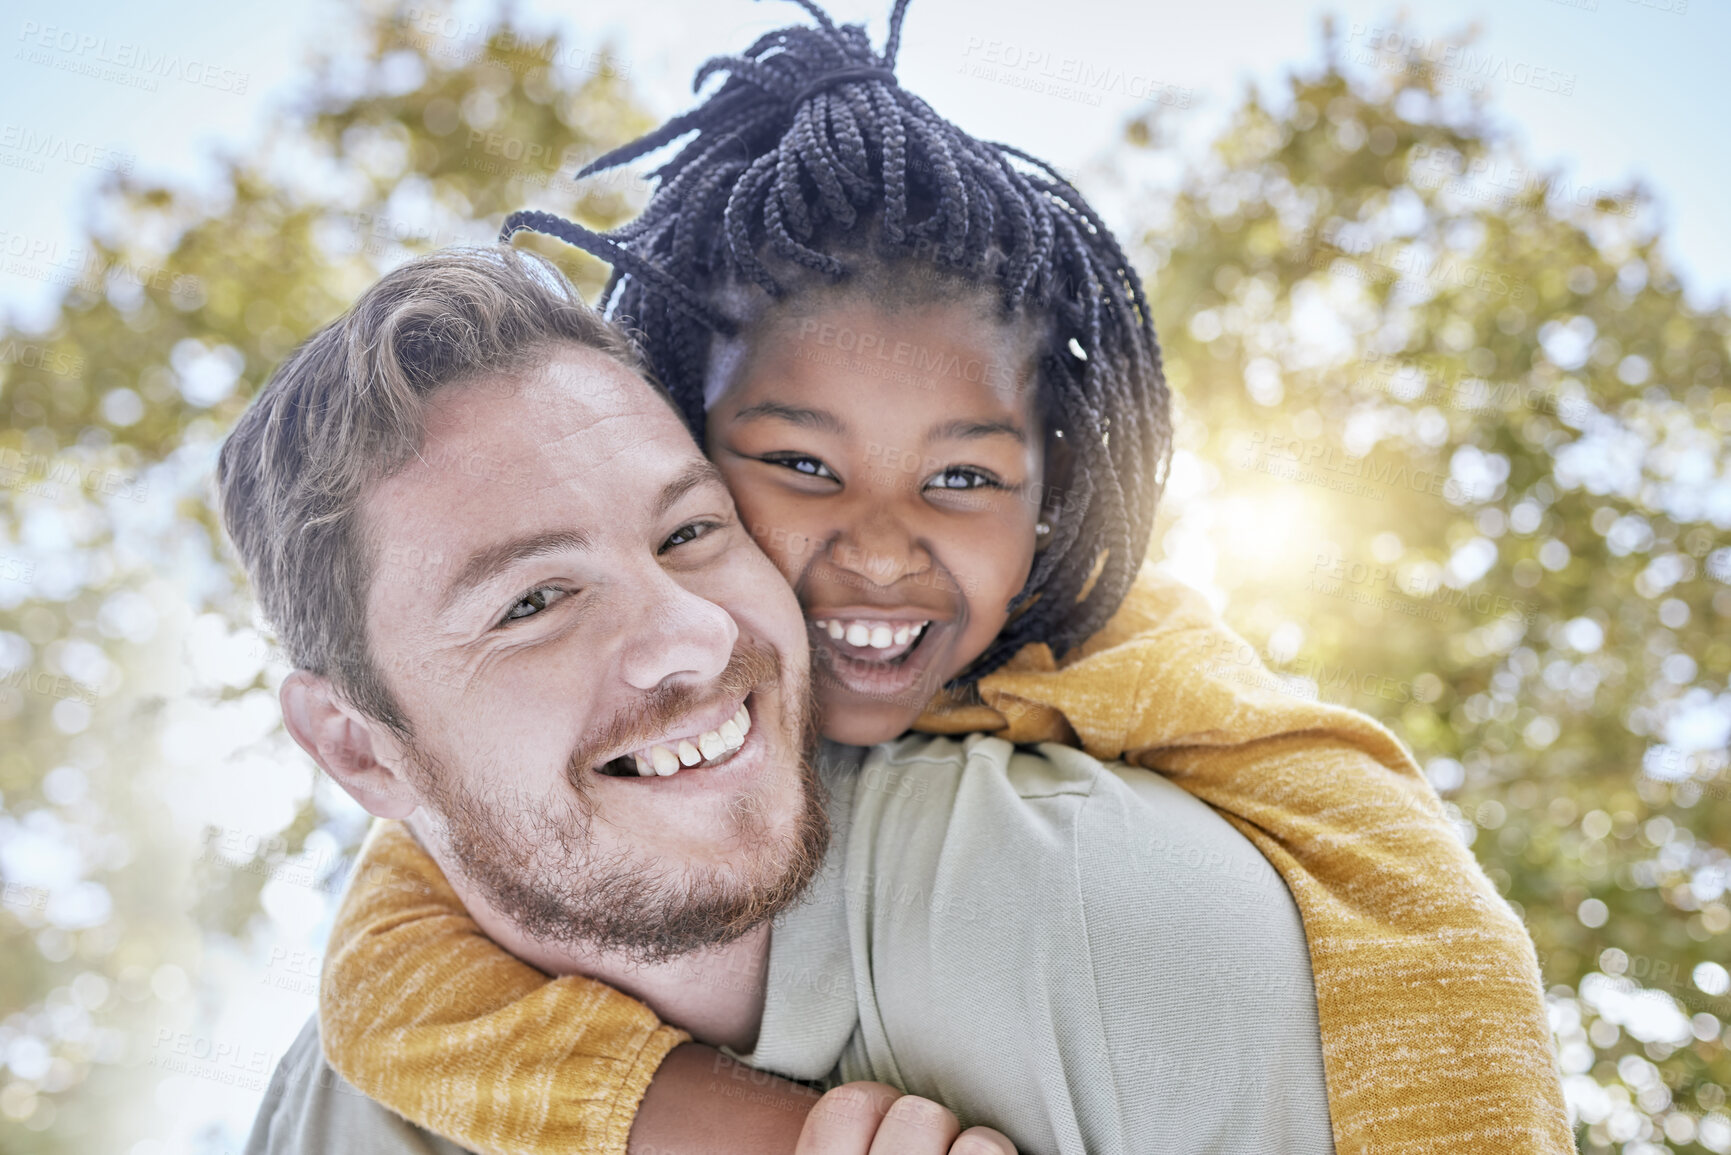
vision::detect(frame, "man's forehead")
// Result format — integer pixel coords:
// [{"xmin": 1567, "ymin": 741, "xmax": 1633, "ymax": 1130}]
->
[
  {"xmin": 421, "ymin": 345, "xmax": 672, "ymax": 443},
  {"xmin": 366, "ymin": 348, "xmax": 704, "ymax": 548}
]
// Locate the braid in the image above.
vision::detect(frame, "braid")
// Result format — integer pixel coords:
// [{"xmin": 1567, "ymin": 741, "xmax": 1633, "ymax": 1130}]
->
[{"xmin": 503, "ymin": 0, "xmax": 1169, "ymax": 678}]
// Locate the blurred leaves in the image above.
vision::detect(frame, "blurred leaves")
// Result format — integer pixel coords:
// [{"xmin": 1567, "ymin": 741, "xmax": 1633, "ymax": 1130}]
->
[
  {"xmin": 1132, "ymin": 20, "xmax": 1729, "ymax": 1152},
  {"xmin": 0, "ymin": 4, "xmax": 651, "ymax": 1151}
]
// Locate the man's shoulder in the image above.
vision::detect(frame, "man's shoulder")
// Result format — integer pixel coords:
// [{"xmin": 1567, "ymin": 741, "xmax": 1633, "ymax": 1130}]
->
[
  {"xmin": 243, "ymin": 1017, "xmax": 470, "ymax": 1155},
  {"xmin": 858, "ymin": 733, "xmax": 1298, "ymax": 928},
  {"xmin": 867, "ymin": 731, "xmax": 1240, "ymax": 828},
  {"xmin": 846, "ymin": 734, "xmax": 1333, "ymax": 1154},
  {"xmin": 869, "ymin": 731, "xmax": 1102, "ymax": 801}
]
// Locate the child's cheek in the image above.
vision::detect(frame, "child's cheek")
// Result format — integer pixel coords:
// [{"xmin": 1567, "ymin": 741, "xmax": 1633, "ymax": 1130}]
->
[
  {"xmin": 965, "ymin": 514, "xmax": 1038, "ymax": 605},
  {"xmin": 949, "ymin": 533, "xmax": 1029, "ymax": 660},
  {"xmin": 728, "ymin": 489, "xmax": 810, "ymax": 581}
]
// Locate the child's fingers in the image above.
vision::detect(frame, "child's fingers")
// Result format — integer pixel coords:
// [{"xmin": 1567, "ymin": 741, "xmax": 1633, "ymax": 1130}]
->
[
  {"xmin": 951, "ymin": 1125, "xmax": 1018, "ymax": 1154},
  {"xmin": 866, "ymin": 1093, "xmax": 961, "ymax": 1154},
  {"xmin": 795, "ymin": 1081, "xmax": 901, "ymax": 1155}
]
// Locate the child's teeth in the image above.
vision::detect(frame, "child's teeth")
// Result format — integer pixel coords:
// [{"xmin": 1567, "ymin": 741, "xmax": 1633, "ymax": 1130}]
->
[
  {"xmin": 698, "ymin": 730, "xmax": 725, "ymax": 761},
  {"xmin": 650, "ymin": 745, "xmax": 680, "ymax": 775},
  {"xmin": 819, "ymin": 619, "xmax": 937, "ymax": 652},
  {"xmin": 677, "ymin": 739, "xmax": 701, "ymax": 767},
  {"xmin": 719, "ymin": 718, "xmax": 744, "ymax": 750}
]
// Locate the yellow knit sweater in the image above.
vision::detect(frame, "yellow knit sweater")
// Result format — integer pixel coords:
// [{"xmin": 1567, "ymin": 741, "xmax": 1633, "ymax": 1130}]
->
[{"xmin": 318, "ymin": 566, "xmax": 1571, "ymax": 1154}]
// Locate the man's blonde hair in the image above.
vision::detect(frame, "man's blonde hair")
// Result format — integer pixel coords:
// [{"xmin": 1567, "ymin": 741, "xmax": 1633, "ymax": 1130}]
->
[{"xmin": 216, "ymin": 245, "xmax": 648, "ymax": 733}]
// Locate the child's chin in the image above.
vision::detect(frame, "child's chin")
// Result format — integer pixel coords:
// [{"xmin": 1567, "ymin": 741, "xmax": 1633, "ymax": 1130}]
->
[{"xmin": 816, "ymin": 693, "xmax": 925, "ymax": 747}]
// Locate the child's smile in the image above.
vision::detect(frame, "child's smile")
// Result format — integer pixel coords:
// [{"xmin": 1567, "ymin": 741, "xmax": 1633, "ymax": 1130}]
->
[{"xmin": 807, "ymin": 609, "xmax": 945, "ymax": 705}]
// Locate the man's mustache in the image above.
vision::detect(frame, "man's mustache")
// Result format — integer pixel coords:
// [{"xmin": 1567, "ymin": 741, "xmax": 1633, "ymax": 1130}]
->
[{"xmin": 567, "ymin": 639, "xmax": 783, "ymax": 777}]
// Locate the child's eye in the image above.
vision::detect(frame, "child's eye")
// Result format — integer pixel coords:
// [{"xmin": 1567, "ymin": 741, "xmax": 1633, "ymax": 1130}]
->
[
  {"xmin": 926, "ymin": 467, "xmax": 1001, "ymax": 491},
  {"xmin": 502, "ymin": 586, "xmax": 570, "ymax": 624},
  {"xmin": 762, "ymin": 453, "xmax": 839, "ymax": 481}
]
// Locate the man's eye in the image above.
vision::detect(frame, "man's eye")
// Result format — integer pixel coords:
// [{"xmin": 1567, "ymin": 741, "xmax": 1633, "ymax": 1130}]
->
[
  {"xmin": 927, "ymin": 467, "xmax": 1001, "ymax": 491},
  {"xmin": 502, "ymin": 586, "xmax": 569, "ymax": 623},
  {"xmin": 661, "ymin": 521, "xmax": 720, "ymax": 552},
  {"xmin": 763, "ymin": 454, "xmax": 838, "ymax": 481}
]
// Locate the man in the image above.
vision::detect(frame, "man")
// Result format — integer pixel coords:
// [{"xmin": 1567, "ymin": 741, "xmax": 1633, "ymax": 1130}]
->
[{"xmin": 224, "ymin": 247, "xmax": 1333, "ymax": 1154}]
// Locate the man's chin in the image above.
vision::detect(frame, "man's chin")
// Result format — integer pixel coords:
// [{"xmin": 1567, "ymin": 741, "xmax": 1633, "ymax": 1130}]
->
[
  {"xmin": 428, "ymin": 747, "xmax": 830, "ymax": 967},
  {"xmin": 409, "ymin": 649, "xmax": 828, "ymax": 966}
]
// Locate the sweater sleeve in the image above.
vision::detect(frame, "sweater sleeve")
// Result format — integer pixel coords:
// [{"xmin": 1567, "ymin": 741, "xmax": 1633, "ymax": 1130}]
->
[
  {"xmin": 912, "ymin": 563, "xmax": 1573, "ymax": 1155},
  {"xmin": 317, "ymin": 821, "xmax": 690, "ymax": 1155}
]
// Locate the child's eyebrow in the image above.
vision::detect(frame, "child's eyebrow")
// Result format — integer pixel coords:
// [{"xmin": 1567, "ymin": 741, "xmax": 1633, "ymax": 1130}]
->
[
  {"xmin": 927, "ymin": 419, "xmax": 1027, "ymax": 446},
  {"xmin": 730, "ymin": 401, "xmax": 845, "ymax": 433}
]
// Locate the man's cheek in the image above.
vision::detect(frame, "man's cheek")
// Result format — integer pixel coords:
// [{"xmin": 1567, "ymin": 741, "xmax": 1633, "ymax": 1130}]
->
[
  {"xmin": 739, "ymin": 554, "xmax": 812, "ymax": 682},
  {"xmin": 703, "ymin": 537, "xmax": 806, "ymax": 640}
]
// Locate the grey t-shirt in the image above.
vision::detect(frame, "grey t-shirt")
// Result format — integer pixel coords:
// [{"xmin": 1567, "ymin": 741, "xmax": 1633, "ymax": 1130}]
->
[
  {"xmin": 243, "ymin": 1017, "xmax": 467, "ymax": 1155},
  {"xmin": 737, "ymin": 734, "xmax": 1333, "ymax": 1155},
  {"xmin": 244, "ymin": 736, "xmax": 1332, "ymax": 1155}
]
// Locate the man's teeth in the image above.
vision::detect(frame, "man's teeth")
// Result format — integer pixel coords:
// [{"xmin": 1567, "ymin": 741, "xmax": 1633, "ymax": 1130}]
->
[
  {"xmin": 631, "ymin": 705, "xmax": 752, "ymax": 777},
  {"xmin": 812, "ymin": 619, "xmax": 929, "ymax": 651}
]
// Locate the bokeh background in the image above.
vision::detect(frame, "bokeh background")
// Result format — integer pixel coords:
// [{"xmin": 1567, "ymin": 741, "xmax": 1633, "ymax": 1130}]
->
[{"xmin": 1, "ymin": 0, "xmax": 1728, "ymax": 1152}]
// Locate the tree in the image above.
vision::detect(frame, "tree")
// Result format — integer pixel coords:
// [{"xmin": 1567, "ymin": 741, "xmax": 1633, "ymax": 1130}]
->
[
  {"xmin": 0, "ymin": 5, "xmax": 651, "ymax": 1151},
  {"xmin": 1130, "ymin": 19, "xmax": 1729, "ymax": 1152}
]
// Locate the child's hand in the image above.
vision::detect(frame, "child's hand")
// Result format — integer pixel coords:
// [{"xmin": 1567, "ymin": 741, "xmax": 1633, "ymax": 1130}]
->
[{"xmin": 795, "ymin": 1082, "xmax": 1017, "ymax": 1155}]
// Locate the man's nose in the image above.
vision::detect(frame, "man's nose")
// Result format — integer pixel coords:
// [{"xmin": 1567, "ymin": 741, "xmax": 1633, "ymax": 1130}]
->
[
  {"xmin": 828, "ymin": 501, "xmax": 932, "ymax": 589},
  {"xmin": 615, "ymin": 569, "xmax": 739, "ymax": 691}
]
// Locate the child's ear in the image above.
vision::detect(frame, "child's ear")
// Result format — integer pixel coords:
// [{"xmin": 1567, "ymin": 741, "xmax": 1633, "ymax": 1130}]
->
[{"xmin": 279, "ymin": 671, "xmax": 419, "ymax": 819}]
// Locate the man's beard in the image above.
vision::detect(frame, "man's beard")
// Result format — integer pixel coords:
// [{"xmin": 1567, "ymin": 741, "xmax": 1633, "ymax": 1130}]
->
[{"xmin": 410, "ymin": 639, "xmax": 830, "ymax": 965}]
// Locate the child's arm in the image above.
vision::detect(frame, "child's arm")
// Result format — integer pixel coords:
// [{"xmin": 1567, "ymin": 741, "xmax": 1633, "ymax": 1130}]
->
[
  {"xmin": 915, "ymin": 564, "xmax": 1573, "ymax": 1155},
  {"xmin": 319, "ymin": 821, "xmax": 821, "ymax": 1155}
]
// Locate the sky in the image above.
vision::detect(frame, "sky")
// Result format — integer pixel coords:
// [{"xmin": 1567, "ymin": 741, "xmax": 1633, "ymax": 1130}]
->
[{"xmin": 1, "ymin": 0, "xmax": 1726, "ymax": 332}]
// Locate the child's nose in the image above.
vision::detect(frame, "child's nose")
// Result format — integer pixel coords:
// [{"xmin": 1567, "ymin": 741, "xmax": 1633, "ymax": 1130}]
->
[{"xmin": 828, "ymin": 506, "xmax": 932, "ymax": 589}]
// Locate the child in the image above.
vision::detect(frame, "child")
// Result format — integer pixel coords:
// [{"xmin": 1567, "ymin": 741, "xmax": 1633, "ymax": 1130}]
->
[{"xmin": 317, "ymin": 3, "xmax": 1570, "ymax": 1153}]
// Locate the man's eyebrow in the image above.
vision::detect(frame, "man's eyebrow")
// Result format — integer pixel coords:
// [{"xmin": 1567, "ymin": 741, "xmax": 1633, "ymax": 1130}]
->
[
  {"xmin": 440, "ymin": 529, "xmax": 590, "ymax": 614},
  {"xmin": 729, "ymin": 401, "xmax": 847, "ymax": 434},
  {"xmin": 654, "ymin": 458, "xmax": 730, "ymax": 519},
  {"xmin": 927, "ymin": 418, "xmax": 1027, "ymax": 445}
]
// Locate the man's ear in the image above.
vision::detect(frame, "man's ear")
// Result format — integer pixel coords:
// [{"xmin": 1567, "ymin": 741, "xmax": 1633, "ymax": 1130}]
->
[{"xmin": 280, "ymin": 670, "xmax": 418, "ymax": 820}]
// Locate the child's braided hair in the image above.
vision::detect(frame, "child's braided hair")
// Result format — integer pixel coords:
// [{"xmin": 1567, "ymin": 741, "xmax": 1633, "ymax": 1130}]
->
[{"xmin": 502, "ymin": 0, "xmax": 1170, "ymax": 679}]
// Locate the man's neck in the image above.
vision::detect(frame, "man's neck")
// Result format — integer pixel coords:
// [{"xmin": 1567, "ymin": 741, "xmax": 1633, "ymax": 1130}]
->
[{"xmin": 423, "ymin": 835, "xmax": 773, "ymax": 1052}]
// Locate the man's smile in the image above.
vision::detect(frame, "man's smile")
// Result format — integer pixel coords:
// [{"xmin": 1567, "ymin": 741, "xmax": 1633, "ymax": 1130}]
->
[{"xmin": 604, "ymin": 701, "xmax": 753, "ymax": 776}]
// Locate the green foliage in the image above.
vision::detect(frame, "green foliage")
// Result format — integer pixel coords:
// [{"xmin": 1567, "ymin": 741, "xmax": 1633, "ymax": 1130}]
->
[
  {"xmin": 1133, "ymin": 20, "xmax": 1729, "ymax": 1151},
  {"xmin": 0, "ymin": 4, "xmax": 1725, "ymax": 1153},
  {"xmin": 0, "ymin": 5, "xmax": 651, "ymax": 1151}
]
